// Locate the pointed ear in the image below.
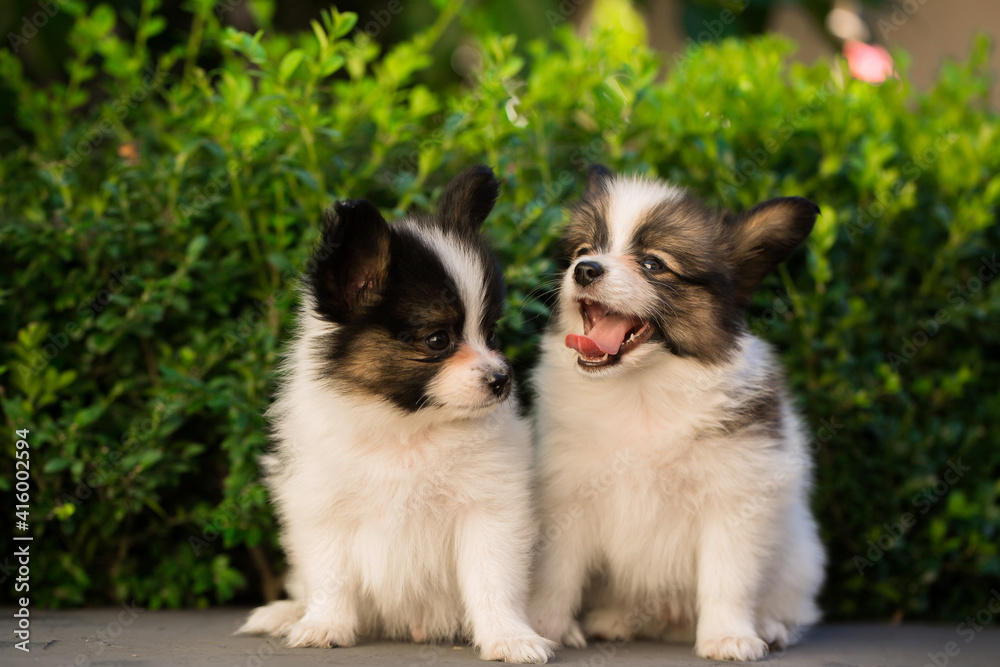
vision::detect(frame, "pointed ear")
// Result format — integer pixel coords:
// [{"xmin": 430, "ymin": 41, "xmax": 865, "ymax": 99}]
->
[
  {"xmin": 727, "ymin": 196, "xmax": 818, "ymax": 301},
  {"xmin": 583, "ymin": 164, "xmax": 614, "ymax": 199},
  {"xmin": 437, "ymin": 164, "xmax": 500, "ymax": 232},
  {"xmin": 307, "ymin": 199, "xmax": 391, "ymax": 322}
]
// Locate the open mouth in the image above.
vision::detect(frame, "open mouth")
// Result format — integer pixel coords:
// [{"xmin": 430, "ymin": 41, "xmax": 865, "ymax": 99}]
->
[{"xmin": 565, "ymin": 299, "xmax": 653, "ymax": 370}]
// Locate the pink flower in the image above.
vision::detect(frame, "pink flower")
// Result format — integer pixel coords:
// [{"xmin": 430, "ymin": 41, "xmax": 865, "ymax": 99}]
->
[{"xmin": 843, "ymin": 40, "xmax": 896, "ymax": 84}]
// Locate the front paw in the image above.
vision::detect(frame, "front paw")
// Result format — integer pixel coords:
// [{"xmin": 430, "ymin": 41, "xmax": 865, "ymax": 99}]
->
[
  {"xmin": 479, "ymin": 632, "xmax": 557, "ymax": 664},
  {"xmin": 757, "ymin": 618, "xmax": 795, "ymax": 649},
  {"xmin": 237, "ymin": 600, "xmax": 303, "ymax": 637},
  {"xmin": 696, "ymin": 635, "xmax": 768, "ymax": 661},
  {"xmin": 284, "ymin": 618, "xmax": 356, "ymax": 648},
  {"xmin": 583, "ymin": 608, "xmax": 633, "ymax": 642},
  {"xmin": 533, "ymin": 617, "xmax": 586, "ymax": 649}
]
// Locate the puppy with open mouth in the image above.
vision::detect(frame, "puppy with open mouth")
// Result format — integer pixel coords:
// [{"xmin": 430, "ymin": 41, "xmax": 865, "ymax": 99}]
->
[
  {"xmin": 238, "ymin": 166, "xmax": 554, "ymax": 664},
  {"xmin": 529, "ymin": 165, "xmax": 825, "ymax": 661}
]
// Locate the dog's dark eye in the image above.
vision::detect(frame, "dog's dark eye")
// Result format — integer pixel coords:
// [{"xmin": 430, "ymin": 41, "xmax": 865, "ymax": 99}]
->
[
  {"xmin": 575, "ymin": 246, "xmax": 592, "ymax": 258},
  {"xmin": 640, "ymin": 256, "xmax": 666, "ymax": 272},
  {"xmin": 425, "ymin": 331, "xmax": 450, "ymax": 351},
  {"xmin": 486, "ymin": 328, "xmax": 498, "ymax": 349}
]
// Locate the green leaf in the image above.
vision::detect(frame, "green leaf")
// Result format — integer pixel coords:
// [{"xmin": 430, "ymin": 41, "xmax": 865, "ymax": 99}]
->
[
  {"xmin": 334, "ymin": 12, "xmax": 358, "ymax": 38},
  {"xmin": 142, "ymin": 15, "xmax": 167, "ymax": 39},
  {"xmin": 319, "ymin": 54, "xmax": 345, "ymax": 77},
  {"xmin": 186, "ymin": 235, "xmax": 209, "ymax": 261},
  {"xmin": 310, "ymin": 19, "xmax": 328, "ymax": 52},
  {"xmin": 277, "ymin": 49, "xmax": 304, "ymax": 83},
  {"xmin": 45, "ymin": 458, "xmax": 72, "ymax": 473}
]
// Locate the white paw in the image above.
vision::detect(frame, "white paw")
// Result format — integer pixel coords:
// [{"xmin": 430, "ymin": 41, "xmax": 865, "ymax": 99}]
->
[
  {"xmin": 533, "ymin": 617, "xmax": 586, "ymax": 649},
  {"xmin": 696, "ymin": 635, "xmax": 768, "ymax": 661},
  {"xmin": 479, "ymin": 633, "xmax": 557, "ymax": 663},
  {"xmin": 236, "ymin": 601, "xmax": 303, "ymax": 637},
  {"xmin": 757, "ymin": 618, "xmax": 793, "ymax": 648},
  {"xmin": 583, "ymin": 608, "xmax": 632, "ymax": 642},
  {"xmin": 283, "ymin": 618, "xmax": 356, "ymax": 648}
]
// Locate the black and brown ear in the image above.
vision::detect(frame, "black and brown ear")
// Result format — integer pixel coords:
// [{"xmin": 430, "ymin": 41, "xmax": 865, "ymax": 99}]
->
[
  {"xmin": 437, "ymin": 164, "xmax": 500, "ymax": 233},
  {"xmin": 727, "ymin": 196, "xmax": 818, "ymax": 301},
  {"xmin": 307, "ymin": 199, "xmax": 391, "ymax": 322},
  {"xmin": 583, "ymin": 164, "xmax": 614, "ymax": 199}
]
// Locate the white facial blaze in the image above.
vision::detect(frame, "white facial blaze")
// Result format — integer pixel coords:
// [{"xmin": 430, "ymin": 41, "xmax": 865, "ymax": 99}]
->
[
  {"xmin": 426, "ymin": 344, "xmax": 508, "ymax": 409},
  {"xmin": 606, "ymin": 175, "xmax": 685, "ymax": 255},
  {"xmin": 406, "ymin": 223, "xmax": 490, "ymax": 349},
  {"xmin": 566, "ymin": 254, "xmax": 660, "ymax": 316},
  {"xmin": 559, "ymin": 175, "xmax": 689, "ymax": 373},
  {"xmin": 404, "ymin": 223, "xmax": 506, "ymax": 409},
  {"xmin": 564, "ymin": 176, "xmax": 685, "ymax": 325}
]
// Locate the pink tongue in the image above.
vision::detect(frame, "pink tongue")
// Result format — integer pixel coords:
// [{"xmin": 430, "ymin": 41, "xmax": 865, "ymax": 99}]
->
[{"xmin": 565, "ymin": 314, "xmax": 636, "ymax": 356}]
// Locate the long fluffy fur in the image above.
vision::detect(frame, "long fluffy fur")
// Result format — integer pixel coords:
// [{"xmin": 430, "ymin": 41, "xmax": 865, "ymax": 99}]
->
[
  {"xmin": 529, "ymin": 169, "xmax": 825, "ymax": 661},
  {"xmin": 238, "ymin": 166, "xmax": 554, "ymax": 663}
]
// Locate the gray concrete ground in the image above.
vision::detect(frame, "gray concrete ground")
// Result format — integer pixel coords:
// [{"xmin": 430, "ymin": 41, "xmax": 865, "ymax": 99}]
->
[{"xmin": 3, "ymin": 608, "xmax": 998, "ymax": 666}]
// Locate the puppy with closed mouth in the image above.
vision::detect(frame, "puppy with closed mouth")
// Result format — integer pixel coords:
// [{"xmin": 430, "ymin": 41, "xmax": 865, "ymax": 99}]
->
[
  {"xmin": 238, "ymin": 165, "xmax": 555, "ymax": 664},
  {"xmin": 529, "ymin": 165, "xmax": 825, "ymax": 661}
]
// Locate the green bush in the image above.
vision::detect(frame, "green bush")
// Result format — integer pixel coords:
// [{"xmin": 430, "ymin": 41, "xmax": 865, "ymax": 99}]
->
[{"xmin": 2, "ymin": 0, "xmax": 998, "ymax": 619}]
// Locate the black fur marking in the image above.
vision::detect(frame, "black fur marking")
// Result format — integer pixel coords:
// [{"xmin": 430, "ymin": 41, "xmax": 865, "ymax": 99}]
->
[
  {"xmin": 559, "ymin": 199, "xmax": 610, "ymax": 269},
  {"xmin": 630, "ymin": 197, "xmax": 729, "ymax": 284},
  {"xmin": 435, "ymin": 164, "xmax": 501, "ymax": 236},
  {"xmin": 554, "ymin": 167, "xmax": 817, "ymax": 367},
  {"xmin": 306, "ymin": 199, "xmax": 391, "ymax": 323},
  {"xmin": 306, "ymin": 168, "xmax": 507, "ymax": 412},
  {"xmin": 312, "ymin": 222, "xmax": 466, "ymax": 411},
  {"xmin": 694, "ymin": 383, "xmax": 785, "ymax": 442},
  {"xmin": 723, "ymin": 196, "xmax": 818, "ymax": 304},
  {"xmin": 721, "ymin": 385, "xmax": 785, "ymax": 440},
  {"xmin": 556, "ymin": 166, "xmax": 617, "ymax": 268},
  {"xmin": 625, "ymin": 195, "xmax": 744, "ymax": 364},
  {"xmin": 479, "ymin": 252, "xmax": 506, "ymax": 343},
  {"xmin": 584, "ymin": 164, "xmax": 614, "ymax": 198}
]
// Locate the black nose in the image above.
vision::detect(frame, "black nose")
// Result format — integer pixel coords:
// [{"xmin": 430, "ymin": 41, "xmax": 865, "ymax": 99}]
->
[
  {"xmin": 574, "ymin": 261, "xmax": 605, "ymax": 287},
  {"xmin": 487, "ymin": 371, "xmax": 510, "ymax": 398}
]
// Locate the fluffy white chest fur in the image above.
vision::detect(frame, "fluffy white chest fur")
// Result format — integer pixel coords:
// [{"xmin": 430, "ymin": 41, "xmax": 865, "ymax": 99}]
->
[
  {"xmin": 239, "ymin": 166, "xmax": 554, "ymax": 663},
  {"xmin": 270, "ymin": 352, "xmax": 536, "ymax": 641},
  {"xmin": 531, "ymin": 333, "xmax": 824, "ymax": 658},
  {"xmin": 528, "ymin": 167, "xmax": 825, "ymax": 662},
  {"xmin": 240, "ymin": 314, "xmax": 551, "ymax": 664}
]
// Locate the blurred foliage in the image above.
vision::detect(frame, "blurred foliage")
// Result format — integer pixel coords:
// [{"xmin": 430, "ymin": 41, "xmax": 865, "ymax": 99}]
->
[
  {"xmin": 1, "ymin": 0, "xmax": 998, "ymax": 621},
  {"xmin": 0, "ymin": 0, "xmax": 874, "ymax": 86}
]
